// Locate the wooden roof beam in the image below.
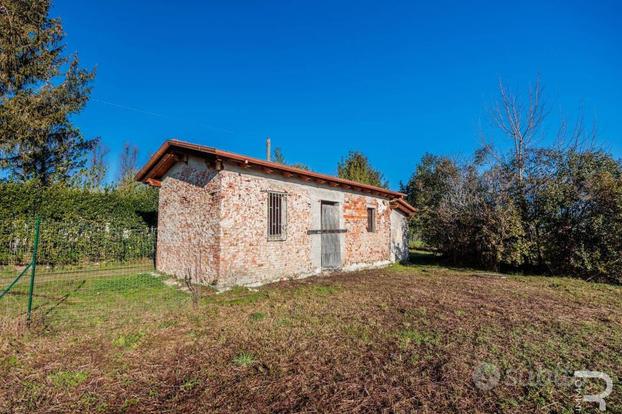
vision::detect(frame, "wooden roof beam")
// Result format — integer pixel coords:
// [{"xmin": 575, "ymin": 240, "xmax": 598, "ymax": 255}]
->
[
  {"xmin": 237, "ymin": 159, "xmax": 252, "ymax": 168},
  {"xmin": 145, "ymin": 178, "xmax": 162, "ymax": 187}
]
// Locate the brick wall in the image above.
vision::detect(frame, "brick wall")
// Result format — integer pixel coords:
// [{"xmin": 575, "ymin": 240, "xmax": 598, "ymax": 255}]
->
[
  {"xmin": 342, "ymin": 193, "xmax": 392, "ymax": 268},
  {"xmin": 217, "ymin": 168, "xmax": 316, "ymax": 286},
  {"xmin": 157, "ymin": 157, "xmax": 221, "ymax": 283},
  {"xmin": 157, "ymin": 158, "xmax": 407, "ymax": 287}
]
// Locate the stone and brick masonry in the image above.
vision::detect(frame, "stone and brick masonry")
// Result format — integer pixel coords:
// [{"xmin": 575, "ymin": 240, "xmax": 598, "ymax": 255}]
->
[{"xmin": 137, "ymin": 141, "xmax": 413, "ymax": 288}]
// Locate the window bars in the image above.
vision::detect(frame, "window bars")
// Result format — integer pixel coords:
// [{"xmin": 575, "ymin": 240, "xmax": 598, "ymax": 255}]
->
[
  {"xmin": 267, "ymin": 192, "xmax": 287, "ymax": 241},
  {"xmin": 367, "ymin": 207, "xmax": 376, "ymax": 232}
]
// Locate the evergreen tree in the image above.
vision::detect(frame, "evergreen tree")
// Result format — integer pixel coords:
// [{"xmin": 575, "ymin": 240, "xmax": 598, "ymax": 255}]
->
[
  {"xmin": 272, "ymin": 146, "xmax": 309, "ymax": 170},
  {"xmin": 272, "ymin": 147, "xmax": 286, "ymax": 164},
  {"xmin": 337, "ymin": 151, "xmax": 388, "ymax": 188},
  {"xmin": 0, "ymin": 0, "xmax": 96, "ymax": 186}
]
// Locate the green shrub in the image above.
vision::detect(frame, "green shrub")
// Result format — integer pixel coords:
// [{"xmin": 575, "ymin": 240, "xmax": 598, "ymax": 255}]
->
[
  {"xmin": 233, "ymin": 352, "xmax": 255, "ymax": 367},
  {"xmin": 0, "ymin": 181, "xmax": 158, "ymax": 266},
  {"xmin": 0, "ymin": 181, "xmax": 157, "ymax": 226},
  {"xmin": 405, "ymin": 149, "xmax": 622, "ymax": 284}
]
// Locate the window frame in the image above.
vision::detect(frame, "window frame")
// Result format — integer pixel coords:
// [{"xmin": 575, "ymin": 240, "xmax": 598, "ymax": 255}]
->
[
  {"xmin": 267, "ymin": 191, "xmax": 287, "ymax": 241},
  {"xmin": 366, "ymin": 207, "xmax": 376, "ymax": 233}
]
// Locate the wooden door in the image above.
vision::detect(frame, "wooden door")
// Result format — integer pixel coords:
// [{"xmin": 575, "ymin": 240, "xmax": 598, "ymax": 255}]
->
[{"xmin": 321, "ymin": 202, "xmax": 341, "ymax": 269}]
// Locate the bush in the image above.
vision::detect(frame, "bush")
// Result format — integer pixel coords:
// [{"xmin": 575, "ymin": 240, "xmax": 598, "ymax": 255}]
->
[
  {"xmin": 0, "ymin": 181, "xmax": 157, "ymax": 226},
  {"xmin": 0, "ymin": 181, "xmax": 158, "ymax": 266},
  {"xmin": 528, "ymin": 149, "xmax": 622, "ymax": 281},
  {"xmin": 405, "ymin": 149, "xmax": 622, "ymax": 284}
]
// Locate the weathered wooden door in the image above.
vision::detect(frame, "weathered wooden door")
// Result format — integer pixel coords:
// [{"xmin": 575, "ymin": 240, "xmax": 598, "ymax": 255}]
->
[{"xmin": 321, "ymin": 201, "xmax": 341, "ymax": 269}]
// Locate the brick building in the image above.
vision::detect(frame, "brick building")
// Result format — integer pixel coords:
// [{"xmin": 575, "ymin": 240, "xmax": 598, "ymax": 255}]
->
[{"xmin": 136, "ymin": 140, "xmax": 415, "ymax": 287}]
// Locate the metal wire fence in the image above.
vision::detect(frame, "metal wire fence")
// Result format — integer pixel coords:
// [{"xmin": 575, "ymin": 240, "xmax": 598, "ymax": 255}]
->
[{"xmin": 0, "ymin": 218, "xmax": 160, "ymax": 329}]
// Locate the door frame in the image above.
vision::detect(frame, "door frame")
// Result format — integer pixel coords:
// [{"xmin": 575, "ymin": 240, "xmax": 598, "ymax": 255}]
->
[{"xmin": 320, "ymin": 200, "xmax": 342, "ymax": 269}]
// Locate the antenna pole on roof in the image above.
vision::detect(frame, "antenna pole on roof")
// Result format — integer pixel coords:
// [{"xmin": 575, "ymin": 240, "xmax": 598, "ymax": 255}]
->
[{"xmin": 266, "ymin": 136, "xmax": 271, "ymax": 161}]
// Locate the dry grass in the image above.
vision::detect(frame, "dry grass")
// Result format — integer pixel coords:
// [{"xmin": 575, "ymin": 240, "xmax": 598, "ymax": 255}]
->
[{"xmin": 1, "ymin": 263, "xmax": 621, "ymax": 413}]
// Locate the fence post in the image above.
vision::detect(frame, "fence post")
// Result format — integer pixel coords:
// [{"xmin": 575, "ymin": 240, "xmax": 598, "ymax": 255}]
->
[
  {"xmin": 152, "ymin": 227, "xmax": 157, "ymax": 271},
  {"xmin": 27, "ymin": 217, "xmax": 41, "ymax": 324}
]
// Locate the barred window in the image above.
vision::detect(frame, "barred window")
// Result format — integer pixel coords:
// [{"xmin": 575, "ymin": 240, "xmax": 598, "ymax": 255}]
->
[
  {"xmin": 367, "ymin": 207, "xmax": 376, "ymax": 232},
  {"xmin": 267, "ymin": 192, "xmax": 287, "ymax": 240}
]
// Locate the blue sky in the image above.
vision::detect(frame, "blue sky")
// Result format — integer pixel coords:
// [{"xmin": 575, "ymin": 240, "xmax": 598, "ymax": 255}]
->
[{"xmin": 53, "ymin": 0, "xmax": 621, "ymax": 188}]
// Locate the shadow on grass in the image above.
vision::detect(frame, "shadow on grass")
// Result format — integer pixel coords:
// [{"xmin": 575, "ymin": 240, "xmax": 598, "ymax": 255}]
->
[
  {"xmin": 405, "ymin": 249, "xmax": 445, "ymax": 267},
  {"xmin": 403, "ymin": 250, "xmax": 554, "ymax": 281},
  {"xmin": 402, "ymin": 250, "xmax": 508, "ymax": 276}
]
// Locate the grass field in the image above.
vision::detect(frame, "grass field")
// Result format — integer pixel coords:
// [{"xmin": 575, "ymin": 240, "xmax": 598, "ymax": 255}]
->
[
  {"xmin": 0, "ymin": 260, "xmax": 155, "ymax": 327},
  {"xmin": 0, "ymin": 261, "xmax": 620, "ymax": 413}
]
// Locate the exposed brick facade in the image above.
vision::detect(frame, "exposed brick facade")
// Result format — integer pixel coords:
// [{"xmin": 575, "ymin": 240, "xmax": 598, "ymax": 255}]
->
[
  {"xmin": 157, "ymin": 155, "xmax": 410, "ymax": 287},
  {"xmin": 218, "ymin": 167, "xmax": 316, "ymax": 285},
  {"xmin": 156, "ymin": 157, "xmax": 222, "ymax": 283},
  {"xmin": 342, "ymin": 194, "xmax": 391, "ymax": 267}
]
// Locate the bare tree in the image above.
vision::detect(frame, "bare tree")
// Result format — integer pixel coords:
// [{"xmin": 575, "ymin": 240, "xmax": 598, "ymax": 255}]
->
[
  {"xmin": 71, "ymin": 139, "xmax": 109, "ymax": 189},
  {"xmin": 554, "ymin": 105, "xmax": 599, "ymax": 154},
  {"xmin": 118, "ymin": 142, "xmax": 138, "ymax": 184},
  {"xmin": 487, "ymin": 77, "xmax": 548, "ymax": 183},
  {"xmin": 87, "ymin": 141, "xmax": 108, "ymax": 189}
]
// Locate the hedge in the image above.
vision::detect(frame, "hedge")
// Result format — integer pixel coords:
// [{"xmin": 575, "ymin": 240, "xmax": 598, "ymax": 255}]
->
[
  {"xmin": 0, "ymin": 182, "xmax": 159, "ymax": 266},
  {"xmin": 0, "ymin": 181, "xmax": 158, "ymax": 227}
]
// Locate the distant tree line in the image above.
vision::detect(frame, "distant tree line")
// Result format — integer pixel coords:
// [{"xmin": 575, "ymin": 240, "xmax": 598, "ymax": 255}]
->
[{"xmin": 403, "ymin": 80, "xmax": 622, "ymax": 284}]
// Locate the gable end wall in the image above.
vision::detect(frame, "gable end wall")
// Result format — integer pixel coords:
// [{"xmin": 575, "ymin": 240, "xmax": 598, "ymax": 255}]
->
[{"xmin": 156, "ymin": 156, "xmax": 222, "ymax": 283}]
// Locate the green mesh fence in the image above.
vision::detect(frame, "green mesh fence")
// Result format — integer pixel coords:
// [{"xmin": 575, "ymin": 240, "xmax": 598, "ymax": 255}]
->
[{"xmin": 0, "ymin": 219, "xmax": 161, "ymax": 328}]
